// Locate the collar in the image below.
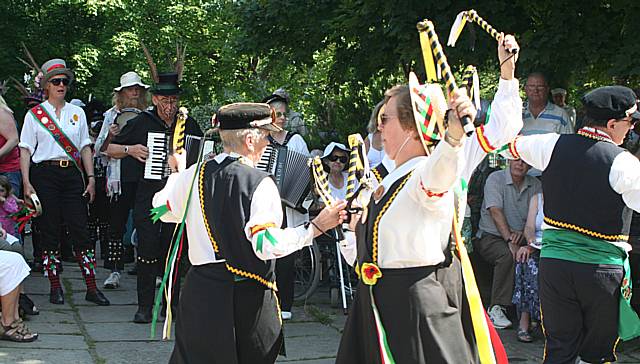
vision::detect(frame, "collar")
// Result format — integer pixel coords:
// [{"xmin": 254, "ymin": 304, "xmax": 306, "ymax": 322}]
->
[
  {"xmin": 525, "ymin": 100, "xmax": 554, "ymax": 116},
  {"xmin": 381, "ymin": 154, "xmax": 395, "ymax": 172},
  {"xmin": 378, "ymin": 156, "xmax": 425, "ymax": 200},
  {"xmin": 214, "ymin": 152, "xmax": 255, "ymax": 167},
  {"xmin": 577, "ymin": 126, "xmax": 614, "ymax": 143},
  {"xmin": 504, "ymin": 168, "xmax": 533, "ymax": 189}
]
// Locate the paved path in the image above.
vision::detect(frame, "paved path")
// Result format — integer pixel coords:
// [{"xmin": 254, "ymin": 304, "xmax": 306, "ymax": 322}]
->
[{"xmin": 1, "ymin": 261, "xmax": 640, "ymax": 363}]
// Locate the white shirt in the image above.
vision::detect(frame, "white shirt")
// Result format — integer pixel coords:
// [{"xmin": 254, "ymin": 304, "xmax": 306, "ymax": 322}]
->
[
  {"xmin": 19, "ymin": 101, "xmax": 91, "ymax": 163},
  {"xmin": 328, "ymin": 171, "xmax": 349, "ymax": 201},
  {"xmin": 508, "ymin": 128, "xmax": 640, "ymax": 250},
  {"xmin": 152, "ymin": 153, "xmax": 315, "ymax": 266},
  {"xmin": 340, "ymin": 78, "xmax": 524, "ymax": 267}
]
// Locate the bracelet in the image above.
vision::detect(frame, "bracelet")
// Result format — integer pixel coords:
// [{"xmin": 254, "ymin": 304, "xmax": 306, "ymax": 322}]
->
[
  {"xmin": 310, "ymin": 220, "xmax": 323, "ymax": 234},
  {"xmin": 444, "ymin": 131, "xmax": 463, "ymax": 147},
  {"xmin": 87, "ymin": 175, "xmax": 95, "ymax": 178},
  {"xmin": 124, "ymin": 146, "xmax": 129, "ymax": 154}
]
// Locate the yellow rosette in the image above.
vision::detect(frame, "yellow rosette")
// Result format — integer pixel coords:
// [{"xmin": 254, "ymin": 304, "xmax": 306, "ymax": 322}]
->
[{"xmin": 361, "ymin": 262, "xmax": 382, "ymax": 286}]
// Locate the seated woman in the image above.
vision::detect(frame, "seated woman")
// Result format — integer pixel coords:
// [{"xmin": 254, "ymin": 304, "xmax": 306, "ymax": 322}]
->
[
  {"xmin": 512, "ymin": 192, "xmax": 543, "ymax": 343},
  {"xmin": 0, "ymin": 248, "xmax": 37, "ymax": 342},
  {"xmin": 321, "ymin": 142, "xmax": 351, "ymax": 201}
]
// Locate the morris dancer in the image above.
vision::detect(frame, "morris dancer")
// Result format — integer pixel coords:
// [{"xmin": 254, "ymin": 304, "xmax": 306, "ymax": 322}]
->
[
  {"xmin": 503, "ymin": 86, "xmax": 640, "ymax": 363},
  {"xmin": 152, "ymin": 103, "xmax": 346, "ymax": 364},
  {"xmin": 336, "ymin": 34, "xmax": 522, "ymax": 363},
  {"xmin": 19, "ymin": 59, "xmax": 109, "ymax": 306}
]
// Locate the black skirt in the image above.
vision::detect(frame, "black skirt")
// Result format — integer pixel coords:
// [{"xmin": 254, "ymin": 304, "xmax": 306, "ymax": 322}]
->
[
  {"xmin": 170, "ymin": 263, "xmax": 283, "ymax": 364},
  {"xmin": 336, "ymin": 258, "xmax": 478, "ymax": 364}
]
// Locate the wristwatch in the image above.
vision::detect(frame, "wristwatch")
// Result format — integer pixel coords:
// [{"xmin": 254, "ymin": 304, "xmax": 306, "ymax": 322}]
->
[{"xmin": 124, "ymin": 146, "xmax": 129, "ymax": 155}]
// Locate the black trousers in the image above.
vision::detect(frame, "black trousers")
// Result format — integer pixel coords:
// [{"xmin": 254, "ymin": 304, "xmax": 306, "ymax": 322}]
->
[
  {"xmin": 30, "ymin": 164, "xmax": 91, "ymax": 255},
  {"xmin": 170, "ymin": 264, "xmax": 283, "ymax": 364},
  {"xmin": 539, "ymin": 258, "xmax": 622, "ymax": 364},
  {"xmin": 275, "ymin": 251, "xmax": 297, "ymax": 311},
  {"xmin": 133, "ymin": 180, "xmax": 177, "ymax": 308},
  {"xmin": 105, "ymin": 182, "xmax": 138, "ymax": 270}
]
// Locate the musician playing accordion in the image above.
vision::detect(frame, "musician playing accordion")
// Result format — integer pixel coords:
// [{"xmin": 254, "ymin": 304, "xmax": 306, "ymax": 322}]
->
[
  {"xmin": 152, "ymin": 103, "xmax": 346, "ymax": 364},
  {"xmin": 106, "ymin": 72, "xmax": 202, "ymax": 323},
  {"xmin": 261, "ymin": 90, "xmax": 311, "ymax": 320}
]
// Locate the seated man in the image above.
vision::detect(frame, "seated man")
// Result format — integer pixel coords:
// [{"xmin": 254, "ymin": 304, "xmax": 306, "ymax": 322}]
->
[
  {"xmin": 152, "ymin": 103, "xmax": 346, "ymax": 364},
  {"xmin": 475, "ymin": 158, "xmax": 541, "ymax": 328}
]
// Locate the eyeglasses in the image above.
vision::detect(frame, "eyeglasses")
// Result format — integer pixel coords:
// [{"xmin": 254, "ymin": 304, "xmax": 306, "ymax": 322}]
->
[
  {"xmin": 50, "ymin": 78, "xmax": 70, "ymax": 86},
  {"xmin": 380, "ymin": 114, "xmax": 398, "ymax": 126},
  {"xmin": 275, "ymin": 111, "xmax": 287, "ymax": 118},
  {"xmin": 158, "ymin": 96, "xmax": 179, "ymax": 104},
  {"xmin": 327, "ymin": 155, "xmax": 348, "ymax": 163},
  {"xmin": 526, "ymin": 85, "xmax": 547, "ymax": 91}
]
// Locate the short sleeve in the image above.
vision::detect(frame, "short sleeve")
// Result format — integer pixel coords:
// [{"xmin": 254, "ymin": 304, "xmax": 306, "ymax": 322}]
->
[{"xmin": 483, "ymin": 171, "xmax": 504, "ymax": 210}]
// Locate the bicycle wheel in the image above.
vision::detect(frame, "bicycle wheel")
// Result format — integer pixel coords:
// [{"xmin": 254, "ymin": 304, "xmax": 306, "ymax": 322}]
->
[{"xmin": 293, "ymin": 241, "xmax": 321, "ymax": 302}]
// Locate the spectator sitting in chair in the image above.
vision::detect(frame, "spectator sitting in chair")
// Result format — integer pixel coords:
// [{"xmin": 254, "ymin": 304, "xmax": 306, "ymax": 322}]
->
[{"xmin": 475, "ymin": 158, "xmax": 541, "ymax": 329}]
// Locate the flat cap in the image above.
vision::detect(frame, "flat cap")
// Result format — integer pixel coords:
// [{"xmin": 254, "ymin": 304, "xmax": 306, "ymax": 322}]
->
[
  {"xmin": 582, "ymin": 86, "xmax": 640, "ymax": 121},
  {"xmin": 215, "ymin": 103, "xmax": 281, "ymax": 132}
]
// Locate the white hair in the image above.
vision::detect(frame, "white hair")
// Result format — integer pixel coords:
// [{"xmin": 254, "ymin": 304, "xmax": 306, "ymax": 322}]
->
[
  {"xmin": 219, "ymin": 128, "xmax": 267, "ymax": 152},
  {"xmin": 0, "ymin": 96, "xmax": 12, "ymax": 114}
]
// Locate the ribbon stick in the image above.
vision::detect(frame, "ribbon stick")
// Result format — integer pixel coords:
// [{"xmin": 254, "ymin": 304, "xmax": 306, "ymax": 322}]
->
[
  {"xmin": 311, "ymin": 157, "xmax": 334, "ymax": 207},
  {"xmin": 448, "ymin": 9, "xmax": 518, "ymax": 54},
  {"xmin": 416, "ymin": 19, "xmax": 475, "ymax": 137},
  {"xmin": 461, "ymin": 65, "xmax": 481, "ymax": 111}
]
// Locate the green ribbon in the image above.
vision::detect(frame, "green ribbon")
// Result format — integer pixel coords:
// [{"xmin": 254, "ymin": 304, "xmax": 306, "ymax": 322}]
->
[
  {"xmin": 256, "ymin": 229, "xmax": 278, "ymax": 253},
  {"xmin": 149, "ymin": 204, "xmax": 170, "ymax": 223}
]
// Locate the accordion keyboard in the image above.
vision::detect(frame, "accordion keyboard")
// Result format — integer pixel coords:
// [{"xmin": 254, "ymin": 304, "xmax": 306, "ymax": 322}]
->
[{"xmin": 144, "ymin": 132, "xmax": 170, "ymax": 180}]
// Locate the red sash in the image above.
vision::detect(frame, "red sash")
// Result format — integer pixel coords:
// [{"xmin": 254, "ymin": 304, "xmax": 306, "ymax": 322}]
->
[{"xmin": 29, "ymin": 104, "xmax": 82, "ymax": 170}]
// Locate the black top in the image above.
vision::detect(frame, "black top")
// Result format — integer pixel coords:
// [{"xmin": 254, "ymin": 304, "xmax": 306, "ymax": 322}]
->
[
  {"xmin": 542, "ymin": 134, "xmax": 632, "ymax": 240},
  {"xmin": 202, "ymin": 157, "xmax": 276, "ymax": 287},
  {"xmin": 112, "ymin": 108, "xmax": 203, "ymax": 183}
]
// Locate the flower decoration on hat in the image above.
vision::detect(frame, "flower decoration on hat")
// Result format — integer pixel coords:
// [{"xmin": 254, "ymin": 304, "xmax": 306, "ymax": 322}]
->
[{"xmin": 408, "ymin": 72, "xmax": 447, "ymax": 153}]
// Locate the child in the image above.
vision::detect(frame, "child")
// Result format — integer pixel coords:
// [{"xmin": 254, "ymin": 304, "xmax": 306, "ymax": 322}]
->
[{"xmin": 0, "ymin": 176, "xmax": 19, "ymax": 237}]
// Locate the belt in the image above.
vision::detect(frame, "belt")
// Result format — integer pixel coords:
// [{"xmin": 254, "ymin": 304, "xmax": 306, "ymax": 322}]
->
[{"xmin": 39, "ymin": 160, "xmax": 73, "ymax": 168}]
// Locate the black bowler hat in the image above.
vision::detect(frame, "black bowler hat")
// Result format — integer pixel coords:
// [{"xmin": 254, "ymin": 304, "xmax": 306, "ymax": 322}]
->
[
  {"xmin": 582, "ymin": 86, "xmax": 640, "ymax": 121},
  {"xmin": 151, "ymin": 72, "xmax": 183, "ymax": 95},
  {"xmin": 215, "ymin": 103, "xmax": 281, "ymax": 132}
]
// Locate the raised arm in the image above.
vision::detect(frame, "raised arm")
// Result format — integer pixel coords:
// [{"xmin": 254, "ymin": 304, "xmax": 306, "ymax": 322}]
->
[{"xmin": 462, "ymin": 34, "xmax": 523, "ymax": 181}]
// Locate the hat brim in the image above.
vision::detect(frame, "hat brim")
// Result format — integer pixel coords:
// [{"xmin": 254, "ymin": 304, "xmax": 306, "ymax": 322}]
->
[
  {"xmin": 262, "ymin": 94, "xmax": 288, "ymax": 104},
  {"xmin": 44, "ymin": 69, "xmax": 74, "ymax": 85},
  {"xmin": 249, "ymin": 116, "xmax": 281, "ymax": 132},
  {"xmin": 321, "ymin": 143, "xmax": 350, "ymax": 159},
  {"xmin": 408, "ymin": 72, "xmax": 447, "ymax": 153},
  {"xmin": 150, "ymin": 88, "xmax": 183, "ymax": 96},
  {"xmin": 114, "ymin": 82, "xmax": 150, "ymax": 92}
]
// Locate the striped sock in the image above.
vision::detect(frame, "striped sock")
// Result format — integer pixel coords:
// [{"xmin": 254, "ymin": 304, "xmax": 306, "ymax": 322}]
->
[
  {"xmin": 84, "ymin": 275, "xmax": 97, "ymax": 292},
  {"xmin": 48, "ymin": 274, "xmax": 61, "ymax": 290}
]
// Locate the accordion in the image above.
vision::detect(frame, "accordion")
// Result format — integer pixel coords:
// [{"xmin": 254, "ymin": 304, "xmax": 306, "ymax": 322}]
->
[
  {"xmin": 144, "ymin": 132, "xmax": 215, "ymax": 180},
  {"xmin": 256, "ymin": 144, "xmax": 313, "ymax": 212}
]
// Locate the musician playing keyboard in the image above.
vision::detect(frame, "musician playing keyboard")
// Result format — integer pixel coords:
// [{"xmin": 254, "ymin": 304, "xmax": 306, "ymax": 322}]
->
[
  {"xmin": 262, "ymin": 90, "xmax": 310, "ymax": 321},
  {"xmin": 106, "ymin": 72, "xmax": 202, "ymax": 323}
]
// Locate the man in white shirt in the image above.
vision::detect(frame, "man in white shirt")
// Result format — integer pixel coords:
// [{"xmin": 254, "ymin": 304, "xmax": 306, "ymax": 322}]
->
[{"xmin": 153, "ymin": 103, "xmax": 346, "ymax": 364}]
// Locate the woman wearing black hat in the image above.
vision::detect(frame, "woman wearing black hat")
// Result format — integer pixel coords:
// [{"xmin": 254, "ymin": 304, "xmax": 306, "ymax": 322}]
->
[
  {"xmin": 18, "ymin": 58, "xmax": 109, "ymax": 306},
  {"xmin": 151, "ymin": 102, "xmax": 346, "ymax": 364}
]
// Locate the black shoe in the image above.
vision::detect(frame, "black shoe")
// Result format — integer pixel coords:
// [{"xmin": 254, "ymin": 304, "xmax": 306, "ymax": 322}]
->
[
  {"xmin": 127, "ymin": 263, "xmax": 138, "ymax": 275},
  {"xmin": 31, "ymin": 261, "xmax": 43, "ymax": 273},
  {"xmin": 85, "ymin": 289, "xmax": 110, "ymax": 306},
  {"xmin": 133, "ymin": 306, "xmax": 152, "ymax": 323},
  {"xmin": 50, "ymin": 287, "xmax": 64, "ymax": 304},
  {"xmin": 19, "ymin": 294, "xmax": 39, "ymax": 315},
  {"xmin": 123, "ymin": 245, "xmax": 135, "ymax": 264}
]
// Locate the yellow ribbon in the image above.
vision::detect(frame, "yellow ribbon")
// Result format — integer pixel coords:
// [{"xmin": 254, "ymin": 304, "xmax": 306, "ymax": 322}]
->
[{"xmin": 419, "ymin": 31, "xmax": 438, "ymax": 82}]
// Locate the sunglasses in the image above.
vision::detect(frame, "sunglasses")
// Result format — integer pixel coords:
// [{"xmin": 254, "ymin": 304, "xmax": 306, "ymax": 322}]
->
[
  {"xmin": 275, "ymin": 111, "xmax": 286, "ymax": 118},
  {"xmin": 327, "ymin": 155, "xmax": 348, "ymax": 163},
  {"xmin": 50, "ymin": 78, "xmax": 70, "ymax": 86}
]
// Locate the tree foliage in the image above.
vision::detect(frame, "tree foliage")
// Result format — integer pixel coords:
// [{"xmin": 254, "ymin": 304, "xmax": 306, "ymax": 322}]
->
[{"xmin": 1, "ymin": 0, "xmax": 639, "ymax": 146}]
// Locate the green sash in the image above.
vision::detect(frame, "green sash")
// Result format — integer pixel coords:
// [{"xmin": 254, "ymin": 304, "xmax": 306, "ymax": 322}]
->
[{"xmin": 542, "ymin": 229, "xmax": 640, "ymax": 341}]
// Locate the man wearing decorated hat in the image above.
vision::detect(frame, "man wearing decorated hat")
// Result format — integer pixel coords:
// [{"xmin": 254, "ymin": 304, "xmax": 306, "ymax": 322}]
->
[
  {"xmin": 19, "ymin": 58, "xmax": 110, "ymax": 306},
  {"xmin": 106, "ymin": 69, "xmax": 202, "ymax": 323},
  {"xmin": 150, "ymin": 102, "xmax": 346, "ymax": 363},
  {"xmin": 503, "ymin": 86, "xmax": 640, "ymax": 363},
  {"xmin": 336, "ymin": 33, "xmax": 522, "ymax": 363},
  {"xmin": 95, "ymin": 71, "xmax": 149, "ymax": 290}
]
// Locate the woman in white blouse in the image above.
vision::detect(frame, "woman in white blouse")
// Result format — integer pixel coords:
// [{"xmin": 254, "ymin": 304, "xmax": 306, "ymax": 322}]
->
[{"xmin": 321, "ymin": 142, "xmax": 350, "ymax": 201}]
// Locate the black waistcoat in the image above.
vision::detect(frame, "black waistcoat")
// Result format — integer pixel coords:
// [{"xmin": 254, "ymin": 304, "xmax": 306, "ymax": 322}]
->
[
  {"xmin": 542, "ymin": 134, "xmax": 632, "ymax": 240},
  {"xmin": 201, "ymin": 157, "xmax": 276, "ymax": 288}
]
